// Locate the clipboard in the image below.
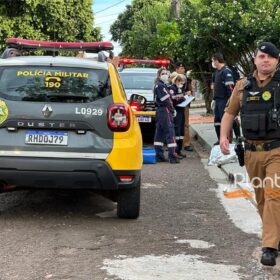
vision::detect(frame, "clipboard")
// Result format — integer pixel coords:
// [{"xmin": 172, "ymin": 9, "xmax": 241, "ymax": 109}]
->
[{"xmin": 177, "ymin": 95, "xmax": 195, "ymax": 107}]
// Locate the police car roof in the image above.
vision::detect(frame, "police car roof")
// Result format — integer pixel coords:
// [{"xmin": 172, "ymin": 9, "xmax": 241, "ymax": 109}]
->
[
  {"xmin": 120, "ymin": 67, "xmax": 158, "ymax": 73},
  {"xmin": 0, "ymin": 56, "xmax": 108, "ymax": 70}
]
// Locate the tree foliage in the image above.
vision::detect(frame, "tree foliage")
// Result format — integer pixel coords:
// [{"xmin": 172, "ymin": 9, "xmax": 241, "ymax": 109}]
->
[
  {"xmin": 0, "ymin": 0, "xmax": 101, "ymax": 51},
  {"xmin": 110, "ymin": 0, "xmax": 170, "ymax": 58},
  {"xmin": 180, "ymin": 0, "xmax": 280, "ymax": 75},
  {"xmin": 110, "ymin": 0, "xmax": 280, "ymax": 111},
  {"xmin": 148, "ymin": 20, "xmax": 181, "ymax": 59},
  {"xmin": 179, "ymin": 0, "xmax": 280, "ymax": 111},
  {"xmin": 110, "ymin": 4, "xmax": 135, "ymax": 42}
]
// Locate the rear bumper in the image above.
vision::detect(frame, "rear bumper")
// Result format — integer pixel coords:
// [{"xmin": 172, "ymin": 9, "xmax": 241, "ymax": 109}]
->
[
  {"xmin": 0, "ymin": 157, "xmax": 140, "ymax": 191},
  {"xmin": 134, "ymin": 111, "xmax": 156, "ymax": 117}
]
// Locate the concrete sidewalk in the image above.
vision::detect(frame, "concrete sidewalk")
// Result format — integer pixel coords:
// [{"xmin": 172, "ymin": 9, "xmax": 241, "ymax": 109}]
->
[
  {"xmin": 189, "ymin": 113, "xmax": 255, "ymax": 202},
  {"xmin": 188, "ymin": 111, "xmax": 280, "ymax": 274},
  {"xmin": 189, "ymin": 116, "xmax": 246, "ymax": 175}
]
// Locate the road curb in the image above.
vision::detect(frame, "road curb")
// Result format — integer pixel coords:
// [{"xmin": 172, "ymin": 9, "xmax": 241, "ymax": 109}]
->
[{"xmin": 190, "ymin": 125, "xmax": 212, "ymax": 153}]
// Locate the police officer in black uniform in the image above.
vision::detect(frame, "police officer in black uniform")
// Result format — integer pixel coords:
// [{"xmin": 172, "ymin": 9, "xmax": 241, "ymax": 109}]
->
[
  {"xmin": 153, "ymin": 67, "xmax": 179, "ymax": 164},
  {"xmin": 212, "ymin": 53, "xmax": 235, "ymax": 144},
  {"xmin": 220, "ymin": 42, "xmax": 280, "ymax": 266}
]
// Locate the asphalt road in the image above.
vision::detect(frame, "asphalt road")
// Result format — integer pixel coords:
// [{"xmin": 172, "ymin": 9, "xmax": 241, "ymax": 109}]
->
[{"xmin": 0, "ymin": 141, "xmax": 277, "ymax": 280}]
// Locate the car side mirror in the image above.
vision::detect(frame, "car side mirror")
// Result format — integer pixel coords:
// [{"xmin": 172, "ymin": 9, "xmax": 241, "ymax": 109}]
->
[
  {"xmin": 129, "ymin": 94, "xmax": 147, "ymax": 105},
  {"xmin": 129, "ymin": 94, "xmax": 147, "ymax": 111}
]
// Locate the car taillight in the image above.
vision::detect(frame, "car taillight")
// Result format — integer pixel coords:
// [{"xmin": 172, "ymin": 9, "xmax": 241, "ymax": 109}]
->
[
  {"xmin": 129, "ymin": 101, "xmax": 142, "ymax": 112},
  {"xmin": 118, "ymin": 175, "xmax": 134, "ymax": 182},
  {"xmin": 107, "ymin": 103, "xmax": 130, "ymax": 132}
]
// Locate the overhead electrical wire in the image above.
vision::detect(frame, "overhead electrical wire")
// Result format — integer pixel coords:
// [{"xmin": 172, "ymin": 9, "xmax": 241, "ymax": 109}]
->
[
  {"xmin": 94, "ymin": 0, "xmax": 128, "ymax": 14},
  {"xmin": 95, "ymin": 18, "xmax": 117, "ymax": 25},
  {"xmin": 95, "ymin": 12, "xmax": 121, "ymax": 19}
]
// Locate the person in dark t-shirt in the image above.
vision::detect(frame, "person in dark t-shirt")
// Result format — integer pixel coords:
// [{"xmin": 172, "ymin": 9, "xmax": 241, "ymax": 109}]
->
[{"xmin": 211, "ymin": 53, "xmax": 235, "ymax": 144}]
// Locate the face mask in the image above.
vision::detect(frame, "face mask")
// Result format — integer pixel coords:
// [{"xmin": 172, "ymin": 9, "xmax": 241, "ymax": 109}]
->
[
  {"xmin": 212, "ymin": 62, "xmax": 216, "ymax": 69},
  {"xmin": 178, "ymin": 84, "xmax": 184, "ymax": 89},
  {"xmin": 160, "ymin": 74, "xmax": 169, "ymax": 83}
]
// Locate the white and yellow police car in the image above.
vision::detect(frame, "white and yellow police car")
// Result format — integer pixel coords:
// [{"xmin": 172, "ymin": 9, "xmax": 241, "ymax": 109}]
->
[{"xmin": 0, "ymin": 38, "xmax": 142, "ymax": 219}]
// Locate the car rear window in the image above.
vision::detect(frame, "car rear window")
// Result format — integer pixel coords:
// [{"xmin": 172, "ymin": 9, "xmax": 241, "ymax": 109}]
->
[
  {"xmin": 0, "ymin": 66, "xmax": 111, "ymax": 103},
  {"xmin": 120, "ymin": 72, "xmax": 155, "ymax": 90}
]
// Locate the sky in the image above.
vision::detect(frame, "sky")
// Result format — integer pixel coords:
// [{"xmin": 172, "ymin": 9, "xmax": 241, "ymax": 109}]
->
[{"xmin": 92, "ymin": 0, "xmax": 132, "ymax": 55}]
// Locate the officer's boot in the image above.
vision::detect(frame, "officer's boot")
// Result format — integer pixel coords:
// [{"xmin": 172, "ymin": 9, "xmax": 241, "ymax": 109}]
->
[
  {"xmin": 168, "ymin": 147, "xmax": 180, "ymax": 164},
  {"xmin": 176, "ymin": 140, "xmax": 186, "ymax": 158},
  {"xmin": 154, "ymin": 145, "xmax": 167, "ymax": 162},
  {"xmin": 261, "ymin": 247, "xmax": 278, "ymax": 266}
]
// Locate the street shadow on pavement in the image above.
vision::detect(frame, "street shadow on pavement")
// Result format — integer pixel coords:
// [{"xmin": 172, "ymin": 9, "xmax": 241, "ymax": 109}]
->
[{"xmin": 0, "ymin": 190, "xmax": 116, "ymax": 219}]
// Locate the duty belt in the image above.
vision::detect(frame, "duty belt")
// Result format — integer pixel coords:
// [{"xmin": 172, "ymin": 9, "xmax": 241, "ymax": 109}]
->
[{"xmin": 245, "ymin": 140, "xmax": 280, "ymax": 151}]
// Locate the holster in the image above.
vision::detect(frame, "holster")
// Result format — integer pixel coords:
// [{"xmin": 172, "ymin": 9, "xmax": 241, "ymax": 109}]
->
[{"xmin": 234, "ymin": 139, "xmax": 245, "ymax": 167}]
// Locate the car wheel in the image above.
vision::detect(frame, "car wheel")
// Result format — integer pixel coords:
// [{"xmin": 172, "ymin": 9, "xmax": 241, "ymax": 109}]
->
[{"xmin": 117, "ymin": 176, "xmax": 140, "ymax": 219}]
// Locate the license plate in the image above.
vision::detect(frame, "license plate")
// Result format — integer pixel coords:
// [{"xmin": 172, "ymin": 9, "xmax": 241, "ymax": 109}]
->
[
  {"xmin": 137, "ymin": 116, "xmax": 152, "ymax": 123},
  {"xmin": 25, "ymin": 131, "xmax": 68, "ymax": 145}
]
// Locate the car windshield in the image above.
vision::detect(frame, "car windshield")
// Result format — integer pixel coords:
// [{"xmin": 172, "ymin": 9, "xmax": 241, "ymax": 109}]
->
[
  {"xmin": 120, "ymin": 72, "xmax": 155, "ymax": 90},
  {"xmin": 0, "ymin": 66, "xmax": 111, "ymax": 103}
]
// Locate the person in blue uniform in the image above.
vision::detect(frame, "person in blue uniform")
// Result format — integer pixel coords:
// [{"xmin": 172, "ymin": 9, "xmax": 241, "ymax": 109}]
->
[
  {"xmin": 171, "ymin": 62, "xmax": 194, "ymax": 152},
  {"xmin": 212, "ymin": 53, "xmax": 235, "ymax": 145},
  {"xmin": 168, "ymin": 73, "xmax": 187, "ymax": 158},
  {"xmin": 153, "ymin": 67, "xmax": 179, "ymax": 164}
]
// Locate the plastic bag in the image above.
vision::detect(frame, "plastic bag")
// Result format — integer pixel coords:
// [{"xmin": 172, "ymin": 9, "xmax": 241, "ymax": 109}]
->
[{"xmin": 208, "ymin": 144, "xmax": 237, "ymax": 166}]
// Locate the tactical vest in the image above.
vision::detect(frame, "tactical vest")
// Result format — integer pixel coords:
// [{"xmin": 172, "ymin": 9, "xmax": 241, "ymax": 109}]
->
[{"xmin": 240, "ymin": 76, "xmax": 280, "ymax": 140}]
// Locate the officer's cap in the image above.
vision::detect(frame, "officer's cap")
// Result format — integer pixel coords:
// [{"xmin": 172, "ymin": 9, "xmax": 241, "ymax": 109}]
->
[
  {"xmin": 256, "ymin": 42, "xmax": 280, "ymax": 59},
  {"xmin": 175, "ymin": 61, "xmax": 185, "ymax": 68}
]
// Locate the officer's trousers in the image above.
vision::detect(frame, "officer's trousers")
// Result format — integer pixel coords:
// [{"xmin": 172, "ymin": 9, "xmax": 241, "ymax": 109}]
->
[
  {"xmin": 174, "ymin": 107, "xmax": 185, "ymax": 153},
  {"xmin": 214, "ymin": 98, "xmax": 228, "ymax": 140},
  {"xmin": 183, "ymin": 105, "xmax": 191, "ymax": 147},
  {"xmin": 245, "ymin": 147, "xmax": 280, "ymax": 249},
  {"xmin": 154, "ymin": 107, "xmax": 177, "ymax": 160}
]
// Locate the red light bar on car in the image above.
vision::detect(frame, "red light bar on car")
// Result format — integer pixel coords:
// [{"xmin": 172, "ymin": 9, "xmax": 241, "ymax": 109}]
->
[
  {"xmin": 120, "ymin": 58, "xmax": 170, "ymax": 66},
  {"xmin": 6, "ymin": 38, "xmax": 113, "ymax": 52}
]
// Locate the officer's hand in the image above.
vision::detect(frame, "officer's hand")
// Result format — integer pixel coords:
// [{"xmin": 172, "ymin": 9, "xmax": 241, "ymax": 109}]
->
[
  {"xmin": 220, "ymin": 137, "xmax": 230, "ymax": 155},
  {"xmin": 173, "ymin": 110, "xmax": 177, "ymax": 118},
  {"xmin": 211, "ymin": 100, "xmax": 216, "ymax": 111}
]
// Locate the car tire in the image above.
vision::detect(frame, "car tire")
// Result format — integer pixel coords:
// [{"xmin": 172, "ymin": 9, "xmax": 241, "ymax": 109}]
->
[{"xmin": 117, "ymin": 176, "xmax": 140, "ymax": 219}]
